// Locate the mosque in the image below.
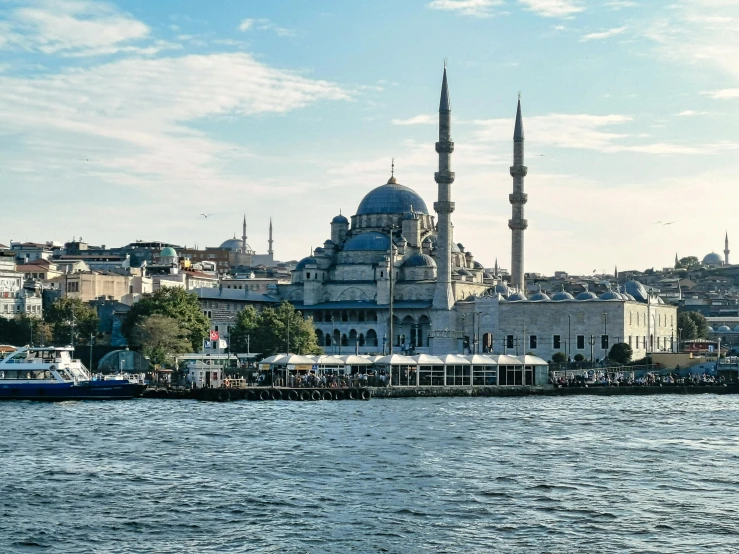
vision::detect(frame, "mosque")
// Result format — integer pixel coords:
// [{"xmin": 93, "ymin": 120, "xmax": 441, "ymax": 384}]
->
[{"xmin": 280, "ymin": 67, "xmax": 677, "ymax": 362}]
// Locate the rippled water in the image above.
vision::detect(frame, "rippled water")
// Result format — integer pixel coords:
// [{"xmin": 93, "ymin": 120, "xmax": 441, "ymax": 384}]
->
[{"xmin": 2, "ymin": 396, "xmax": 739, "ymax": 553}]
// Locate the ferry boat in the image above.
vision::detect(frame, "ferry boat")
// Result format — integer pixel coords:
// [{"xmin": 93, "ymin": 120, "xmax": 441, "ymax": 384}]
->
[{"xmin": 0, "ymin": 346, "xmax": 147, "ymax": 401}]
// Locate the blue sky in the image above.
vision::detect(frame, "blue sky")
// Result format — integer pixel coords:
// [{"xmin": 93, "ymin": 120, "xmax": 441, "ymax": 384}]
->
[{"xmin": 1, "ymin": 0, "xmax": 738, "ymax": 274}]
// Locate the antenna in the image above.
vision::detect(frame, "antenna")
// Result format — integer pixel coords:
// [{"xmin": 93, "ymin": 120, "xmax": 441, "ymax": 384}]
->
[
  {"xmin": 391, "ymin": 158, "xmax": 395, "ymax": 177},
  {"xmin": 518, "ymin": 90, "xmax": 521, "ymax": 101}
]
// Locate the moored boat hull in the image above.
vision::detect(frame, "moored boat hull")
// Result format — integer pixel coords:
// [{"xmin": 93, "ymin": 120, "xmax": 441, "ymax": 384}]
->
[{"xmin": 0, "ymin": 381, "xmax": 147, "ymax": 401}]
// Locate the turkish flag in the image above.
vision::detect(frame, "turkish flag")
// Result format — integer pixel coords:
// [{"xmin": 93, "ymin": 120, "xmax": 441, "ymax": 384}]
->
[{"xmin": 210, "ymin": 330, "xmax": 219, "ymax": 341}]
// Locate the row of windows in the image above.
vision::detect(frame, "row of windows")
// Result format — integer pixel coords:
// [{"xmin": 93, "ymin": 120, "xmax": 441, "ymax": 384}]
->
[
  {"xmin": 629, "ymin": 312, "xmax": 675, "ymax": 327},
  {"xmin": 1, "ymin": 303, "xmax": 40, "ymax": 313},
  {"xmin": 503, "ymin": 333, "xmax": 666, "ymax": 351}
]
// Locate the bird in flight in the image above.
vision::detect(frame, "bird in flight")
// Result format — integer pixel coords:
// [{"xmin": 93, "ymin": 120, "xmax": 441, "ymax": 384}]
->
[
  {"xmin": 653, "ymin": 220, "xmax": 677, "ymax": 225},
  {"xmin": 200, "ymin": 213, "xmax": 212, "ymax": 219}
]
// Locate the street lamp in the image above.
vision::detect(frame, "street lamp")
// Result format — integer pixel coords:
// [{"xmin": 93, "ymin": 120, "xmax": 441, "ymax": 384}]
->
[
  {"xmin": 382, "ymin": 334, "xmax": 387, "ymax": 356},
  {"xmin": 567, "ymin": 314, "xmax": 571, "ymax": 363},
  {"xmin": 603, "ymin": 312, "xmax": 608, "ymax": 359},
  {"xmin": 474, "ymin": 311, "xmax": 482, "ymax": 354}
]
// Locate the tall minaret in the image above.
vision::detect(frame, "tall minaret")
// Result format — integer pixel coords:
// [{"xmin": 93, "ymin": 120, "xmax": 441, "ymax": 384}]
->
[
  {"xmin": 725, "ymin": 232, "xmax": 730, "ymax": 265},
  {"xmin": 241, "ymin": 214, "xmax": 247, "ymax": 253},
  {"xmin": 432, "ymin": 65, "xmax": 455, "ymax": 312},
  {"xmin": 268, "ymin": 218, "xmax": 274, "ymax": 256},
  {"xmin": 508, "ymin": 96, "xmax": 528, "ymax": 292}
]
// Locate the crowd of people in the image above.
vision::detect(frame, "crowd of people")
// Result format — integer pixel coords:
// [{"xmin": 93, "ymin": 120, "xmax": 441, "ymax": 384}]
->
[
  {"xmin": 251, "ymin": 370, "xmax": 390, "ymax": 388},
  {"xmin": 551, "ymin": 370, "xmax": 727, "ymax": 388}
]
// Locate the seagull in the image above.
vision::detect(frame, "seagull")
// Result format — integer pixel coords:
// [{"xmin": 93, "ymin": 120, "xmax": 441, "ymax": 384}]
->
[
  {"xmin": 663, "ymin": 221, "xmax": 676, "ymax": 225},
  {"xmin": 200, "ymin": 213, "xmax": 212, "ymax": 219}
]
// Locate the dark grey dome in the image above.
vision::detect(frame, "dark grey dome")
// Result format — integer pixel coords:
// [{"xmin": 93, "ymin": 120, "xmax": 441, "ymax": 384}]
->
[
  {"xmin": 599, "ymin": 290, "xmax": 623, "ymax": 301},
  {"xmin": 343, "ymin": 232, "xmax": 391, "ymax": 252},
  {"xmin": 402, "ymin": 253, "xmax": 436, "ymax": 268},
  {"xmin": 507, "ymin": 292, "xmax": 528, "ymax": 301},
  {"xmin": 623, "ymin": 280, "xmax": 649, "ymax": 302},
  {"xmin": 457, "ymin": 268, "xmax": 472, "ymax": 277},
  {"xmin": 717, "ymin": 325, "xmax": 731, "ymax": 333},
  {"xmin": 356, "ymin": 178, "xmax": 429, "ymax": 216},
  {"xmin": 473, "ymin": 261, "xmax": 484, "ymax": 269},
  {"xmin": 332, "ymin": 214, "xmax": 349, "ymax": 224},
  {"xmin": 295, "ymin": 257, "xmax": 317, "ymax": 270},
  {"xmin": 530, "ymin": 289, "xmax": 551, "ymax": 301},
  {"xmin": 703, "ymin": 252, "xmax": 723, "ymax": 266}
]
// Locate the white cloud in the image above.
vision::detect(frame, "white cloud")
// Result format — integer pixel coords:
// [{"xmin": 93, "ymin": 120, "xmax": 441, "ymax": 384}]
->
[
  {"xmin": 391, "ymin": 114, "xmax": 436, "ymax": 125},
  {"xmin": 427, "ymin": 0, "xmax": 504, "ymax": 17},
  {"xmin": 1, "ymin": 0, "xmax": 151, "ymax": 56},
  {"xmin": 675, "ymin": 110, "xmax": 710, "ymax": 116},
  {"xmin": 581, "ymin": 26, "xmax": 626, "ymax": 41},
  {"xmin": 702, "ymin": 89, "xmax": 739, "ymax": 99},
  {"xmin": 605, "ymin": 0, "xmax": 637, "ymax": 8},
  {"xmin": 646, "ymin": 1, "xmax": 739, "ymax": 80},
  {"xmin": 517, "ymin": 0, "xmax": 584, "ymax": 18},
  {"xmin": 237, "ymin": 18, "xmax": 295, "ymax": 37}
]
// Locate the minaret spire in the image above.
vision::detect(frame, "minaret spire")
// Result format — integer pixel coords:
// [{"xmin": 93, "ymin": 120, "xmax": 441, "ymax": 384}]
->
[
  {"xmin": 432, "ymin": 64, "xmax": 455, "ymax": 315},
  {"xmin": 675, "ymin": 252, "xmax": 679, "ymax": 268},
  {"xmin": 241, "ymin": 214, "xmax": 247, "ymax": 253},
  {"xmin": 268, "ymin": 218, "xmax": 274, "ymax": 256},
  {"xmin": 725, "ymin": 232, "xmax": 730, "ymax": 265},
  {"xmin": 508, "ymin": 96, "xmax": 528, "ymax": 292}
]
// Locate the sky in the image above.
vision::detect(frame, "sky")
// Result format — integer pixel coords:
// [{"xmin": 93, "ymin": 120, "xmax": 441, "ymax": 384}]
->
[{"xmin": 1, "ymin": 0, "xmax": 738, "ymax": 275}]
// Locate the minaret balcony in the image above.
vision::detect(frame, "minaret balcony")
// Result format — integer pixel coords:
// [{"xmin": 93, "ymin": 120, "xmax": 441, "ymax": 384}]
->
[
  {"xmin": 435, "ymin": 141, "xmax": 455, "ymax": 154},
  {"xmin": 509, "ymin": 166, "xmax": 528, "ymax": 177},
  {"xmin": 509, "ymin": 192, "xmax": 528, "ymax": 205},
  {"xmin": 434, "ymin": 201, "xmax": 456, "ymax": 213},
  {"xmin": 508, "ymin": 219, "xmax": 528, "ymax": 231},
  {"xmin": 434, "ymin": 171, "xmax": 455, "ymax": 185}
]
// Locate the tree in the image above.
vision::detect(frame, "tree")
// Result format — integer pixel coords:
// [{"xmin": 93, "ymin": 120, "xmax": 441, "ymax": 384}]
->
[
  {"xmin": 552, "ymin": 351, "xmax": 567, "ymax": 363},
  {"xmin": 230, "ymin": 301, "xmax": 322, "ymax": 357},
  {"xmin": 123, "ymin": 288, "xmax": 210, "ymax": 352},
  {"xmin": 608, "ymin": 342, "xmax": 633, "ymax": 364},
  {"xmin": 678, "ymin": 311, "xmax": 708, "ymax": 340},
  {"xmin": 44, "ymin": 297, "xmax": 98, "ymax": 345},
  {"xmin": 574, "ymin": 354, "xmax": 585, "ymax": 362},
  {"xmin": 130, "ymin": 315, "xmax": 191, "ymax": 366},
  {"xmin": 0, "ymin": 315, "xmax": 47, "ymax": 346},
  {"xmin": 228, "ymin": 305, "xmax": 258, "ymax": 353},
  {"xmin": 677, "ymin": 256, "xmax": 700, "ymax": 270}
]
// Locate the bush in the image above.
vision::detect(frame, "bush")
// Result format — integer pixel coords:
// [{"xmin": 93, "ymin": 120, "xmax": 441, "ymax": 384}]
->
[
  {"xmin": 574, "ymin": 354, "xmax": 585, "ymax": 362},
  {"xmin": 551, "ymin": 351, "xmax": 567, "ymax": 364}
]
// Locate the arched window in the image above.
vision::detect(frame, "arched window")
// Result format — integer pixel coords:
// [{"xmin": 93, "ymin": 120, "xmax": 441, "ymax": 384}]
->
[
  {"xmin": 366, "ymin": 329, "xmax": 378, "ymax": 347},
  {"xmin": 341, "ymin": 334, "xmax": 349, "ymax": 347}
]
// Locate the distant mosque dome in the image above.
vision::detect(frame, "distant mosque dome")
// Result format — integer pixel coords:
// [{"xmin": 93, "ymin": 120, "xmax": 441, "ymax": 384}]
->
[
  {"xmin": 623, "ymin": 280, "xmax": 650, "ymax": 302},
  {"xmin": 402, "ymin": 254, "xmax": 436, "ymax": 268},
  {"xmin": 551, "ymin": 286, "xmax": 574, "ymax": 301},
  {"xmin": 507, "ymin": 292, "xmax": 528, "ymax": 301},
  {"xmin": 160, "ymin": 247, "xmax": 177, "ymax": 258},
  {"xmin": 342, "ymin": 231, "xmax": 391, "ymax": 252},
  {"xmin": 220, "ymin": 237, "xmax": 250, "ymax": 252},
  {"xmin": 331, "ymin": 214, "xmax": 349, "ymax": 224},
  {"xmin": 717, "ymin": 325, "xmax": 732, "ymax": 333},
  {"xmin": 356, "ymin": 176, "xmax": 429, "ymax": 216},
  {"xmin": 576, "ymin": 285, "xmax": 598, "ymax": 300},
  {"xmin": 702, "ymin": 252, "xmax": 724, "ymax": 266}
]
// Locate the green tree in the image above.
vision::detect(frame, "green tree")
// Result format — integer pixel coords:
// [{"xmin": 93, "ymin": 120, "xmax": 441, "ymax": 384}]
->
[
  {"xmin": 677, "ymin": 256, "xmax": 700, "ymax": 270},
  {"xmin": 44, "ymin": 297, "xmax": 98, "ymax": 345},
  {"xmin": 228, "ymin": 305, "xmax": 258, "ymax": 353},
  {"xmin": 0, "ymin": 315, "xmax": 46, "ymax": 346},
  {"xmin": 130, "ymin": 315, "xmax": 191, "ymax": 366},
  {"xmin": 231, "ymin": 301, "xmax": 322, "ymax": 357},
  {"xmin": 608, "ymin": 342, "xmax": 633, "ymax": 364},
  {"xmin": 677, "ymin": 311, "xmax": 707, "ymax": 340},
  {"xmin": 551, "ymin": 351, "xmax": 567, "ymax": 364},
  {"xmin": 574, "ymin": 354, "xmax": 585, "ymax": 362},
  {"xmin": 123, "ymin": 288, "xmax": 209, "ymax": 352}
]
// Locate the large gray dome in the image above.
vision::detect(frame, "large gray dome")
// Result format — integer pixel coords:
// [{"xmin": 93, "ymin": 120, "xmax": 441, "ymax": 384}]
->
[
  {"xmin": 356, "ymin": 177, "xmax": 429, "ymax": 216},
  {"xmin": 703, "ymin": 252, "xmax": 723, "ymax": 266},
  {"xmin": 402, "ymin": 253, "xmax": 436, "ymax": 268},
  {"xmin": 220, "ymin": 238, "xmax": 248, "ymax": 251},
  {"xmin": 343, "ymin": 232, "xmax": 391, "ymax": 252}
]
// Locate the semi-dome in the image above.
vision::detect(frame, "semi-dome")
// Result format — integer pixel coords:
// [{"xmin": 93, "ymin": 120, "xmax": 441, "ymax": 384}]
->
[
  {"xmin": 356, "ymin": 177, "xmax": 429, "ymax": 216},
  {"xmin": 551, "ymin": 286, "xmax": 574, "ymax": 301},
  {"xmin": 703, "ymin": 252, "xmax": 723, "ymax": 266},
  {"xmin": 295, "ymin": 257, "xmax": 317, "ymax": 270},
  {"xmin": 402, "ymin": 254, "xmax": 436, "ymax": 268},
  {"xmin": 160, "ymin": 246, "xmax": 177, "ymax": 258},
  {"xmin": 717, "ymin": 325, "xmax": 732, "ymax": 333},
  {"xmin": 331, "ymin": 214, "xmax": 349, "ymax": 224},
  {"xmin": 342, "ymin": 231, "xmax": 391, "ymax": 252}
]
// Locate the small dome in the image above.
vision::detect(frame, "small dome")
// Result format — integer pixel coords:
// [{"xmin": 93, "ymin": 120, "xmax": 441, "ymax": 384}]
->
[
  {"xmin": 623, "ymin": 280, "xmax": 649, "ymax": 302},
  {"xmin": 551, "ymin": 286, "xmax": 575, "ymax": 301},
  {"xmin": 160, "ymin": 246, "xmax": 177, "ymax": 258},
  {"xmin": 295, "ymin": 257, "xmax": 317, "ymax": 270},
  {"xmin": 402, "ymin": 254, "xmax": 436, "ymax": 268},
  {"xmin": 707, "ymin": 326, "xmax": 714, "ymax": 333},
  {"xmin": 599, "ymin": 288, "xmax": 623, "ymax": 300},
  {"xmin": 495, "ymin": 282, "xmax": 510, "ymax": 295},
  {"xmin": 473, "ymin": 261, "xmax": 484, "ymax": 269},
  {"xmin": 733, "ymin": 326, "xmax": 739, "ymax": 333},
  {"xmin": 717, "ymin": 325, "xmax": 732, "ymax": 333},
  {"xmin": 422, "ymin": 236, "xmax": 433, "ymax": 244},
  {"xmin": 576, "ymin": 288, "xmax": 598, "ymax": 300},
  {"xmin": 507, "ymin": 292, "xmax": 528, "ymax": 301},
  {"xmin": 457, "ymin": 268, "xmax": 472, "ymax": 277},
  {"xmin": 703, "ymin": 252, "xmax": 723, "ymax": 266},
  {"xmin": 456, "ymin": 243, "xmax": 465, "ymax": 252},
  {"xmin": 530, "ymin": 287, "xmax": 550, "ymax": 301},
  {"xmin": 396, "ymin": 236, "xmax": 408, "ymax": 245},
  {"xmin": 356, "ymin": 180, "xmax": 429, "ymax": 216},
  {"xmin": 331, "ymin": 214, "xmax": 349, "ymax": 224},
  {"xmin": 451, "ymin": 242, "xmax": 461, "ymax": 253},
  {"xmin": 342, "ymin": 232, "xmax": 391, "ymax": 252}
]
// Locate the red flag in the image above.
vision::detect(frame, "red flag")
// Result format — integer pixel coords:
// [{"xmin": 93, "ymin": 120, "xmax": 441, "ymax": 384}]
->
[{"xmin": 210, "ymin": 330, "xmax": 219, "ymax": 341}]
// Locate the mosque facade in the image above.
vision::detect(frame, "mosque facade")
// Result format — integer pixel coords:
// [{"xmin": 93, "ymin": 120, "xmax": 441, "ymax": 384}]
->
[{"xmin": 279, "ymin": 68, "xmax": 677, "ymax": 362}]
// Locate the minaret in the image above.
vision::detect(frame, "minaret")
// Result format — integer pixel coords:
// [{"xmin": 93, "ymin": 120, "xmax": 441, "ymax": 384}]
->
[
  {"xmin": 268, "ymin": 218, "xmax": 274, "ymax": 256},
  {"xmin": 725, "ymin": 232, "xmax": 730, "ymax": 265},
  {"xmin": 432, "ymin": 64, "xmax": 455, "ymax": 312},
  {"xmin": 509, "ymin": 96, "xmax": 528, "ymax": 292},
  {"xmin": 675, "ymin": 252, "xmax": 679, "ymax": 268},
  {"xmin": 241, "ymin": 214, "xmax": 247, "ymax": 253}
]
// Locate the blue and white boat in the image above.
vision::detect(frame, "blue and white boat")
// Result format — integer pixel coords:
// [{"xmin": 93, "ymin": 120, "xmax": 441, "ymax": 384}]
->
[{"xmin": 0, "ymin": 346, "xmax": 147, "ymax": 401}]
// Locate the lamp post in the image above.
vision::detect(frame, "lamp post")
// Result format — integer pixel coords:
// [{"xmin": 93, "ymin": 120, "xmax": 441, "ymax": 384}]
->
[
  {"xmin": 568, "ymin": 314, "xmax": 571, "ymax": 363},
  {"xmin": 603, "ymin": 312, "xmax": 608, "ymax": 360},
  {"xmin": 89, "ymin": 333, "xmax": 94, "ymax": 374},
  {"xmin": 384, "ymin": 225, "xmax": 397, "ymax": 356},
  {"xmin": 382, "ymin": 334, "xmax": 387, "ymax": 356},
  {"xmin": 474, "ymin": 311, "xmax": 482, "ymax": 354},
  {"xmin": 331, "ymin": 316, "xmax": 336, "ymax": 355}
]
